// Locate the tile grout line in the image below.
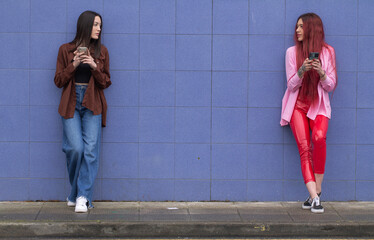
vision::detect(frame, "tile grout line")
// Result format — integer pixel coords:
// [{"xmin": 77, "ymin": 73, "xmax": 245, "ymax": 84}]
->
[{"xmin": 209, "ymin": 0, "xmax": 214, "ymax": 201}]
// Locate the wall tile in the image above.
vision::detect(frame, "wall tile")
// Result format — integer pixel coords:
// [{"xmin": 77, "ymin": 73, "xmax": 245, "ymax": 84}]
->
[
  {"xmin": 30, "ymin": 33, "xmax": 66, "ymax": 69},
  {"xmin": 104, "ymin": 0, "xmax": 139, "ymax": 33},
  {"xmin": 175, "ymin": 180, "xmax": 210, "ymax": 201},
  {"xmin": 0, "ymin": 143, "xmax": 29, "ymax": 178},
  {"xmin": 248, "ymin": 144, "xmax": 283, "ymax": 180},
  {"xmin": 358, "ymin": 0, "xmax": 374, "ymax": 35},
  {"xmin": 140, "ymin": 35, "xmax": 175, "ymax": 70},
  {"xmin": 101, "ymin": 179, "xmax": 138, "ymax": 201},
  {"xmin": 356, "ymin": 181, "xmax": 374, "ymax": 201},
  {"xmin": 30, "ymin": 0, "xmax": 66, "ymax": 32},
  {"xmin": 138, "ymin": 179, "xmax": 174, "ymax": 201},
  {"xmin": 284, "ymin": 35, "xmax": 294, "ymax": 49},
  {"xmin": 212, "ymin": 144, "xmax": 247, "ymax": 180},
  {"xmin": 29, "ymin": 179, "xmax": 66, "ymax": 201},
  {"xmin": 0, "ymin": 33, "xmax": 29, "ymax": 69},
  {"xmin": 327, "ymin": 108, "xmax": 356, "ymax": 144},
  {"xmin": 101, "ymin": 143, "xmax": 138, "ymax": 179},
  {"xmin": 139, "ymin": 107, "xmax": 174, "ymax": 143},
  {"xmin": 249, "ymin": 0, "xmax": 285, "ymax": 34},
  {"xmin": 175, "ymin": 144, "xmax": 210, "ymax": 179},
  {"xmin": 320, "ymin": 0, "xmax": 357, "ymax": 36},
  {"xmin": 212, "ymin": 72, "xmax": 247, "ymax": 107},
  {"xmin": 0, "ymin": 179, "xmax": 29, "ymax": 201},
  {"xmin": 358, "ymin": 37, "xmax": 374, "ymax": 72},
  {"xmin": 92, "ymin": 179, "xmax": 102, "ymax": 201},
  {"xmin": 249, "ymin": 35, "xmax": 285, "ymax": 71},
  {"xmin": 357, "ymin": 109, "xmax": 374, "ymax": 144},
  {"xmin": 331, "ymin": 72, "xmax": 356, "ymax": 109},
  {"xmin": 139, "ymin": 143, "xmax": 174, "ymax": 179},
  {"xmin": 176, "ymin": 71, "xmax": 211, "ymax": 107},
  {"xmin": 30, "ymin": 142, "xmax": 65, "ymax": 178},
  {"xmin": 357, "ymin": 73, "xmax": 374, "ymax": 108},
  {"xmin": 248, "ymin": 108, "xmax": 283, "ymax": 143},
  {"xmin": 322, "ymin": 181, "xmax": 356, "ymax": 201},
  {"xmin": 175, "ymin": 107, "xmax": 211, "ymax": 143},
  {"xmin": 283, "ymin": 144, "xmax": 303, "ymax": 181},
  {"xmin": 30, "ymin": 106, "xmax": 62, "ymax": 142},
  {"xmin": 0, "ymin": 70, "xmax": 29, "ymax": 105},
  {"xmin": 176, "ymin": 35, "xmax": 211, "ymax": 71},
  {"xmin": 247, "ymin": 181, "xmax": 283, "ymax": 201},
  {"xmin": 30, "ymin": 70, "xmax": 61, "ymax": 106},
  {"xmin": 324, "ymin": 145, "xmax": 355, "ymax": 181},
  {"xmin": 140, "ymin": 71, "xmax": 175, "ymax": 106},
  {"xmin": 213, "ymin": 0, "xmax": 248, "ymax": 34},
  {"xmin": 248, "ymin": 72, "xmax": 285, "ymax": 108},
  {"xmin": 104, "ymin": 34, "xmax": 139, "ymax": 70},
  {"xmin": 0, "ymin": 106, "xmax": 29, "ymax": 141},
  {"xmin": 211, "ymin": 180, "xmax": 247, "ymax": 201},
  {"xmin": 327, "ymin": 36, "xmax": 357, "ymax": 72},
  {"xmin": 357, "ymin": 145, "xmax": 374, "ymax": 180},
  {"xmin": 283, "ymin": 126, "xmax": 296, "ymax": 144},
  {"xmin": 105, "ymin": 71, "xmax": 138, "ymax": 107},
  {"xmin": 283, "ymin": 180, "xmax": 308, "ymax": 201},
  {"xmin": 102, "ymin": 107, "xmax": 138, "ymax": 142},
  {"xmin": 140, "ymin": 0, "xmax": 175, "ymax": 34},
  {"xmin": 0, "ymin": 0, "xmax": 29, "ymax": 32},
  {"xmin": 176, "ymin": 0, "xmax": 212, "ymax": 34},
  {"xmin": 212, "ymin": 108, "xmax": 247, "ymax": 143},
  {"xmin": 213, "ymin": 35, "xmax": 248, "ymax": 71}
]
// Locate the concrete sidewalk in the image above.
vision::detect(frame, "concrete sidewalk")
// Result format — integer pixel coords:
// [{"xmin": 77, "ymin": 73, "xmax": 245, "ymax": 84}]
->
[{"xmin": 0, "ymin": 201, "xmax": 373, "ymax": 239}]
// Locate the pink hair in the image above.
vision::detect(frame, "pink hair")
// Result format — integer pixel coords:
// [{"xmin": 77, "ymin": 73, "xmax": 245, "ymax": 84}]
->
[{"xmin": 294, "ymin": 13, "xmax": 337, "ymax": 100}]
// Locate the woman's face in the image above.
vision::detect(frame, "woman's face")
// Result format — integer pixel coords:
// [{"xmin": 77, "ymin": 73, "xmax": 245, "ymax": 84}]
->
[
  {"xmin": 91, "ymin": 16, "xmax": 101, "ymax": 40},
  {"xmin": 296, "ymin": 18, "xmax": 304, "ymax": 42}
]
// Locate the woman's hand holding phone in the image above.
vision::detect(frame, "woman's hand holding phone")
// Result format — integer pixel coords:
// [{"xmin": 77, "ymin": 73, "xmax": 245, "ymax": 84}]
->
[
  {"xmin": 72, "ymin": 47, "xmax": 97, "ymax": 70},
  {"xmin": 72, "ymin": 49, "xmax": 85, "ymax": 68},
  {"xmin": 311, "ymin": 59, "xmax": 326, "ymax": 80},
  {"xmin": 80, "ymin": 50, "xmax": 97, "ymax": 70}
]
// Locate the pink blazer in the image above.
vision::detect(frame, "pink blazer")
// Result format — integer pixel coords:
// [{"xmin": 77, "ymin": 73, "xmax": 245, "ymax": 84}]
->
[{"xmin": 280, "ymin": 45, "xmax": 337, "ymax": 126}]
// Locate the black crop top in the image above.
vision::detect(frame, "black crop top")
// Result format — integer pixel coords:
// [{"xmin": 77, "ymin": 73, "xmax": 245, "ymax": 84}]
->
[{"xmin": 75, "ymin": 63, "xmax": 92, "ymax": 83}]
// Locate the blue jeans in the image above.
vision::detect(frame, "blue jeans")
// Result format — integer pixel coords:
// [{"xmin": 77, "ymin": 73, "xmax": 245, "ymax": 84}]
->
[{"xmin": 62, "ymin": 85, "xmax": 101, "ymax": 207}]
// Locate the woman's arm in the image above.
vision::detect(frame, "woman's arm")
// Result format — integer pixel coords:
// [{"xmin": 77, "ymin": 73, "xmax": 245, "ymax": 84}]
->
[
  {"xmin": 286, "ymin": 48, "xmax": 303, "ymax": 92},
  {"xmin": 319, "ymin": 47, "xmax": 337, "ymax": 92},
  {"xmin": 91, "ymin": 47, "xmax": 111, "ymax": 89},
  {"xmin": 54, "ymin": 45, "xmax": 76, "ymax": 88}
]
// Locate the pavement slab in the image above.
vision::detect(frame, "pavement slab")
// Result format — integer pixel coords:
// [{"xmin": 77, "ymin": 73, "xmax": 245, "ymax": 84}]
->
[{"xmin": 0, "ymin": 201, "xmax": 373, "ymax": 239}]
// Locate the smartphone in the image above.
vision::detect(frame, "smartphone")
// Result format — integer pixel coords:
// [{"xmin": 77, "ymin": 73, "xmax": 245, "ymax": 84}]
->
[
  {"xmin": 309, "ymin": 52, "xmax": 319, "ymax": 60},
  {"xmin": 77, "ymin": 47, "xmax": 88, "ymax": 53}
]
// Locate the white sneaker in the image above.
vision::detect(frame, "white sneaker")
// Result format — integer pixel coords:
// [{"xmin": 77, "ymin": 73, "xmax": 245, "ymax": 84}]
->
[
  {"xmin": 311, "ymin": 196, "xmax": 324, "ymax": 214},
  {"xmin": 75, "ymin": 196, "xmax": 88, "ymax": 213},
  {"xmin": 67, "ymin": 198, "xmax": 75, "ymax": 207}
]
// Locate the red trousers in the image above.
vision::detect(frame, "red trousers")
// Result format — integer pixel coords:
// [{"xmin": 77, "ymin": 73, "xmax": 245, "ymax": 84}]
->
[{"xmin": 290, "ymin": 99, "xmax": 329, "ymax": 184}]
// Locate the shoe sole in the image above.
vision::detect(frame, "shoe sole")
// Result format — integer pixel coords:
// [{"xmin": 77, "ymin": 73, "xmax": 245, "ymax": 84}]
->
[
  {"xmin": 311, "ymin": 208, "xmax": 324, "ymax": 214},
  {"xmin": 75, "ymin": 208, "xmax": 88, "ymax": 213},
  {"xmin": 302, "ymin": 205, "xmax": 312, "ymax": 210},
  {"xmin": 67, "ymin": 203, "xmax": 76, "ymax": 207}
]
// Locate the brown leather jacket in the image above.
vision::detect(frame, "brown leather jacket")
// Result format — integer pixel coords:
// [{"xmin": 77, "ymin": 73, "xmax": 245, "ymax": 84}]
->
[{"xmin": 54, "ymin": 42, "xmax": 111, "ymax": 127}]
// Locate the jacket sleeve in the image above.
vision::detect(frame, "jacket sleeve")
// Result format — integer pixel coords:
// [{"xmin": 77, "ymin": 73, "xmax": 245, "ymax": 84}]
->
[
  {"xmin": 286, "ymin": 48, "xmax": 302, "ymax": 92},
  {"xmin": 91, "ymin": 47, "xmax": 111, "ymax": 89},
  {"xmin": 54, "ymin": 45, "xmax": 76, "ymax": 88},
  {"xmin": 320, "ymin": 47, "xmax": 337, "ymax": 92}
]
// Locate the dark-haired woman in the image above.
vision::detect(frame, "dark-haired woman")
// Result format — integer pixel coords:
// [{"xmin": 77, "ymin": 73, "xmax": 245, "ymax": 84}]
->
[
  {"xmin": 54, "ymin": 11, "xmax": 111, "ymax": 213},
  {"xmin": 280, "ymin": 13, "xmax": 337, "ymax": 213}
]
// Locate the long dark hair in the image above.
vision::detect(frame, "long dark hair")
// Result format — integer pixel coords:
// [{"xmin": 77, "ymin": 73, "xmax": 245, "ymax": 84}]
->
[
  {"xmin": 71, "ymin": 10, "xmax": 102, "ymax": 58},
  {"xmin": 294, "ymin": 13, "xmax": 336, "ymax": 100}
]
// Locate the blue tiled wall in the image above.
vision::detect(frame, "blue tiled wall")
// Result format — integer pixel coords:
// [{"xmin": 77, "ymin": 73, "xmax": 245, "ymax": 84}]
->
[{"xmin": 1, "ymin": 0, "xmax": 373, "ymax": 201}]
